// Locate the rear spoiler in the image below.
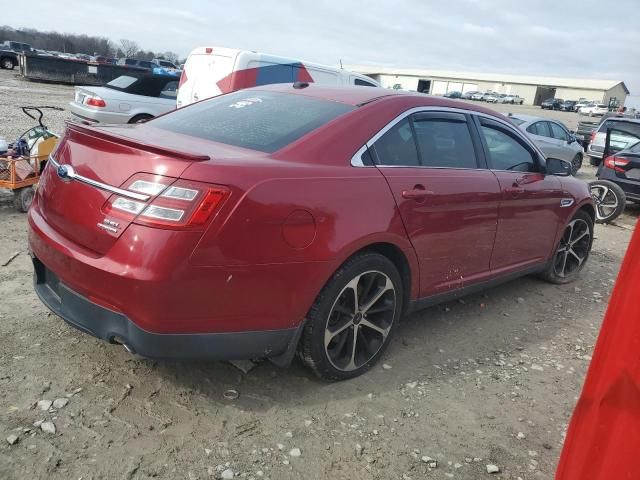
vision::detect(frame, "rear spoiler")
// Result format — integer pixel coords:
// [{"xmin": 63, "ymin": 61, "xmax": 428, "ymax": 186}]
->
[{"xmin": 64, "ymin": 120, "xmax": 211, "ymax": 162}]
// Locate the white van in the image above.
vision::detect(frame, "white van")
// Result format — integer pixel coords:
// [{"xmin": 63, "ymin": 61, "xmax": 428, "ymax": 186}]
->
[{"xmin": 176, "ymin": 47, "xmax": 379, "ymax": 107}]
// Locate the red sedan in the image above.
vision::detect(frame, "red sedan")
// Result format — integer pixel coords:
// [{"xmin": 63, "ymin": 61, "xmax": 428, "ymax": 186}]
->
[{"xmin": 28, "ymin": 83, "xmax": 594, "ymax": 380}]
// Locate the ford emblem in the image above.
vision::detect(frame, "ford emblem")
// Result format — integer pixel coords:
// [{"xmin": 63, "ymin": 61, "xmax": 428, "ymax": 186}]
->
[{"xmin": 57, "ymin": 164, "xmax": 74, "ymax": 181}]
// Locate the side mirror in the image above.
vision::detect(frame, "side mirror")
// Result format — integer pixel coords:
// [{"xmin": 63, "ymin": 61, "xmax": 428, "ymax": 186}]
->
[{"xmin": 546, "ymin": 157, "xmax": 571, "ymax": 176}]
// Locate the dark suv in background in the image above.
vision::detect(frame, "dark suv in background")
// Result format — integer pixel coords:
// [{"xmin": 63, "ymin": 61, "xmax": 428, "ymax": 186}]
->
[{"xmin": 541, "ymin": 98, "xmax": 564, "ymax": 110}]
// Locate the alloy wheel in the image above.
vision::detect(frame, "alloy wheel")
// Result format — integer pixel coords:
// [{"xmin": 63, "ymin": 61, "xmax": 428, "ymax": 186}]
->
[
  {"xmin": 324, "ymin": 271, "xmax": 396, "ymax": 372},
  {"xmin": 553, "ymin": 219, "xmax": 591, "ymax": 278},
  {"xmin": 591, "ymin": 184, "xmax": 619, "ymax": 221}
]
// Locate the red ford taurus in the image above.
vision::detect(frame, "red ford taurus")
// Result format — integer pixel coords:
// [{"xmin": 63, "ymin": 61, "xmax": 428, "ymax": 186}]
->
[{"xmin": 29, "ymin": 83, "xmax": 594, "ymax": 380}]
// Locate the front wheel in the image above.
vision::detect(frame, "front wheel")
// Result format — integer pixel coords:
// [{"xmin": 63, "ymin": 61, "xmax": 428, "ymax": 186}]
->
[
  {"xmin": 590, "ymin": 180, "xmax": 626, "ymax": 224},
  {"xmin": 299, "ymin": 252, "xmax": 403, "ymax": 381},
  {"xmin": 541, "ymin": 210, "xmax": 593, "ymax": 284},
  {"xmin": 1, "ymin": 58, "xmax": 15, "ymax": 70}
]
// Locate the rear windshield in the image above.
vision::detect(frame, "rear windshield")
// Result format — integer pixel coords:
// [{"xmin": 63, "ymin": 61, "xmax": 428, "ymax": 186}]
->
[
  {"xmin": 508, "ymin": 117, "xmax": 526, "ymax": 126},
  {"xmin": 152, "ymin": 90, "xmax": 355, "ymax": 153}
]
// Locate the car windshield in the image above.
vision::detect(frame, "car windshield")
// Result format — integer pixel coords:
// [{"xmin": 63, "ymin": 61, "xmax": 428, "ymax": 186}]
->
[
  {"xmin": 152, "ymin": 90, "xmax": 355, "ymax": 153},
  {"xmin": 508, "ymin": 117, "xmax": 526, "ymax": 126}
]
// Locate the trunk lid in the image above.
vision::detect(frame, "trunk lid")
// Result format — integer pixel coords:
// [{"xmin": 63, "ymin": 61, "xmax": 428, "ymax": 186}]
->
[{"xmin": 36, "ymin": 122, "xmax": 213, "ymax": 255}]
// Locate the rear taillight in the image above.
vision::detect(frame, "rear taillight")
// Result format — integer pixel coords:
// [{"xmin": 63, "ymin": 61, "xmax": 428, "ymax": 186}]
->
[
  {"xmin": 178, "ymin": 68, "xmax": 187, "ymax": 89},
  {"xmin": 603, "ymin": 156, "xmax": 630, "ymax": 173},
  {"xmin": 103, "ymin": 173, "xmax": 229, "ymax": 229},
  {"xmin": 85, "ymin": 95, "xmax": 106, "ymax": 108},
  {"xmin": 590, "ymin": 130, "xmax": 597, "ymax": 144}
]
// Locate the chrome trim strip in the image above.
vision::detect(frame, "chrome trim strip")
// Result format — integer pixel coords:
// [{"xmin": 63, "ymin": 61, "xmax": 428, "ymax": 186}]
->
[
  {"xmin": 48, "ymin": 155, "xmax": 150, "ymax": 202},
  {"xmin": 350, "ymin": 105, "xmax": 547, "ymax": 167},
  {"xmin": 560, "ymin": 198, "xmax": 575, "ymax": 208}
]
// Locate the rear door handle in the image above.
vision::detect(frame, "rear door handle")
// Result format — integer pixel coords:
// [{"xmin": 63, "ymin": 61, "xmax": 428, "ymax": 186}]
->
[{"xmin": 402, "ymin": 185, "xmax": 433, "ymax": 199}]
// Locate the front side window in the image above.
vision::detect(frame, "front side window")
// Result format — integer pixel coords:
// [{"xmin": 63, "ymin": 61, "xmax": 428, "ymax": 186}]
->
[
  {"xmin": 159, "ymin": 81, "xmax": 178, "ymax": 99},
  {"xmin": 371, "ymin": 118, "xmax": 419, "ymax": 166},
  {"xmin": 549, "ymin": 122, "xmax": 569, "ymax": 142},
  {"xmin": 354, "ymin": 78, "xmax": 376, "ymax": 87},
  {"xmin": 480, "ymin": 122, "xmax": 537, "ymax": 172},
  {"xmin": 412, "ymin": 117, "xmax": 477, "ymax": 169}
]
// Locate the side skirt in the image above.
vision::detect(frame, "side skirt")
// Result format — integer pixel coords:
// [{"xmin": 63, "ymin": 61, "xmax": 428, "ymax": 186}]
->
[{"xmin": 408, "ymin": 262, "xmax": 549, "ymax": 314}]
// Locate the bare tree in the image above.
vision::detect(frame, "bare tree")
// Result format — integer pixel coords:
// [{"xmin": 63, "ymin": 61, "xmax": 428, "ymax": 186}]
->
[
  {"xmin": 162, "ymin": 51, "xmax": 179, "ymax": 64},
  {"xmin": 119, "ymin": 38, "xmax": 139, "ymax": 58}
]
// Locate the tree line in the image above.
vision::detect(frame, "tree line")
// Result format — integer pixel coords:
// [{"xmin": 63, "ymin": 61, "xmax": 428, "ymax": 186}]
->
[{"xmin": 0, "ymin": 26, "xmax": 181, "ymax": 63}]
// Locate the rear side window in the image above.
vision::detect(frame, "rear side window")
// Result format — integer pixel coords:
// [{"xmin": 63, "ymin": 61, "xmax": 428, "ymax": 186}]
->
[
  {"xmin": 106, "ymin": 75, "xmax": 139, "ymax": 90},
  {"xmin": 412, "ymin": 116, "xmax": 477, "ymax": 169},
  {"xmin": 372, "ymin": 118, "xmax": 419, "ymax": 166},
  {"xmin": 151, "ymin": 90, "xmax": 354, "ymax": 153},
  {"xmin": 526, "ymin": 121, "xmax": 551, "ymax": 137},
  {"xmin": 480, "ymin": 121, "xmax": 538, "ymax": 172}
]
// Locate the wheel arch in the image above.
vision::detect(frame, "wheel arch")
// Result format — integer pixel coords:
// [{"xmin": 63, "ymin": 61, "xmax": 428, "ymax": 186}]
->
[{"xmin": 332, "ymin": 237, "xmax": 419, "ymax": 317}]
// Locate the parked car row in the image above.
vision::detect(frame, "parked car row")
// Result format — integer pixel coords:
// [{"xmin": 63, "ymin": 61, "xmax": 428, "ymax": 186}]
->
[
  {"xmin": 462, "ymin": 91, "xmax": 525, "ymax": 104},
  {"xmin": 540, "ymin": 97, "xmax": 608, "ymax": 116}
]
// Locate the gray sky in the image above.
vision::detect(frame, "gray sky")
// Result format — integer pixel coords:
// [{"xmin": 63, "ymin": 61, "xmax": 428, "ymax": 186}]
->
[{"xmin": 6, "ymin": 0, "xmax": 640, "ymax": 101}]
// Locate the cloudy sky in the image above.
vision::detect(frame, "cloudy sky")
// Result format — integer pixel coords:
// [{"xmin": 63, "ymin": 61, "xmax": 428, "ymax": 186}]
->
[{"xmin": 5, "ymin": 0, "xmax": 640, "ymax": 101}]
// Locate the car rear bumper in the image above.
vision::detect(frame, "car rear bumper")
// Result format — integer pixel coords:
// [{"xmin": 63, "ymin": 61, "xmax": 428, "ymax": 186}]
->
[
  {"xmin": 69, "ymin": 101, "xmax": 131, "ymax": 124},
  {"xmin": 597, "ymin": 169, "xmax": 640, "ymax": 201},
  {"xmin": 32, "ymin": 256, "xmax": 296, "ymax": 360}
]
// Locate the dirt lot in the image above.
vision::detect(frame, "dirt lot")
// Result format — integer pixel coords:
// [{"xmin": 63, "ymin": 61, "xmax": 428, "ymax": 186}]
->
[{"xmin": 0, "ymin": 69, "xmax": 638, "ymax": 480}]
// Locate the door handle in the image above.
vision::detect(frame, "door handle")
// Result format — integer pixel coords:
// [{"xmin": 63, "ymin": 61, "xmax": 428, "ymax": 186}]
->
[
  {"xmin": 505, "ymin": 182, "xmax": 525, "ymax": 195},
  {"xmin": 402, "ymin": 185, "xmax": 433, "ymax": 199}
]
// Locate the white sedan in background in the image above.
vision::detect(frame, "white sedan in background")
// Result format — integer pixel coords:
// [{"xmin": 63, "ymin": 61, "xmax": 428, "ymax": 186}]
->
[
  {"xmin": 69, "ymin": 74, "xmax": 178, "ymax": 124},
  {"xmin": 578, "ymin": 103, "xmax": 608, "ymax": 117}
]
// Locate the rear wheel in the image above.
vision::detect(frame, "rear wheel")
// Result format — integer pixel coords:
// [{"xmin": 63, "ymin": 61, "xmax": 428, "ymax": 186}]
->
[
  {"xmin": 299, "ymin": 252, "xmax": 402, "ymax": 381},
  {"xmin": 590, "ymin": 180, "xmax": 626, "ymax": 223},
  {"xmin": 13, "ymin": 187, "xmax": 34, "ymax": 212},
  {"xmin": 128, "ymin": 114, "xmax": 153, "ymax": 124},
  {"xmin": 570, "ymin": 154, "xmax": 582, "ymax": 175},
  {"xmin": 541, "ymin": 210, "xmax": 593, "ymax": 284}
]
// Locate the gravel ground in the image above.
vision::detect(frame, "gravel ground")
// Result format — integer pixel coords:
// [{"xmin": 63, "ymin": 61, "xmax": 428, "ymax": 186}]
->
[{"xmin": 0, "ymin": 68, "xmax": 638, "ymax": 480}]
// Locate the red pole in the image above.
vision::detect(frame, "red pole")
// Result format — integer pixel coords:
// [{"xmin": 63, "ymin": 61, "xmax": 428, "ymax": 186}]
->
[{"xmin": 556, "ymin": 221, "xmax": 640, "ymax": 480}]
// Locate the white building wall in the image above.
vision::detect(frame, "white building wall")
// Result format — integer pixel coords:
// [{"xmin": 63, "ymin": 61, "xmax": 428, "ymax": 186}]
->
[
  {"xmin": 604, "ymin": 84, "xmax": 628, "ymax": 107},
  {"xmin": 373, "ymin": 74, "xmax": 622, "ymax": 107}
]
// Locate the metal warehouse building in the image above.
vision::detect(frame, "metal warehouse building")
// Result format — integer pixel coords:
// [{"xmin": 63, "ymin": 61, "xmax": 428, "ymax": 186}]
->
[{"xmin": 349, "ymin": 66, "xmax": 629, "ymax": 107}]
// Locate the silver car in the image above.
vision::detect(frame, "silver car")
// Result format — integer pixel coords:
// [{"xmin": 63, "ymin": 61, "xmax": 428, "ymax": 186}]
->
[
  {"xmin": 508, "ymin": 114, "xmax": 584, "ymax": 174},
  {"xmin": 69, "ymin": 74, "xmax": 178, "ymax": 124}
]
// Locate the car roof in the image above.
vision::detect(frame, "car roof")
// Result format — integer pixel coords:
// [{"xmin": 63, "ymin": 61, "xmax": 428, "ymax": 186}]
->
[
  {"xmin": 245, "ymin": 84, "xmax": 513, "ymax": 118},
  {"xmin": 507, "ymin": 114, "xmax": 554, "ymax": 124}
]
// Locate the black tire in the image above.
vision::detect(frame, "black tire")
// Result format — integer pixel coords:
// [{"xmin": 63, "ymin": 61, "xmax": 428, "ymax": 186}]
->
[
  {"xmin": 590, "ymin": 180, "xmax": 626, "ymax": 224},
  {"xmin": 541, "ymin": 210, "xmax": 593, "ymax": 284},
  {"xmin": 13, "ymin": 187, "xmax": 34, "ymax": 212},
  {"xmin": 1, "ymin": 57, "xmax": 15, "ymax": 70},
  {"xmin": 588, "ymin": 156, "xmax": 601, "ymax": 167},
  {"xmin": 299, "ymin": 252, "xmax": 403, "ymax": 381},
  {"xmin": 128, "ymin": 114, "xmax": 153, "ymax": 124},
  {"xmin": 570, "ymin": 154, "xmax": 582, "ymax": 175}
]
